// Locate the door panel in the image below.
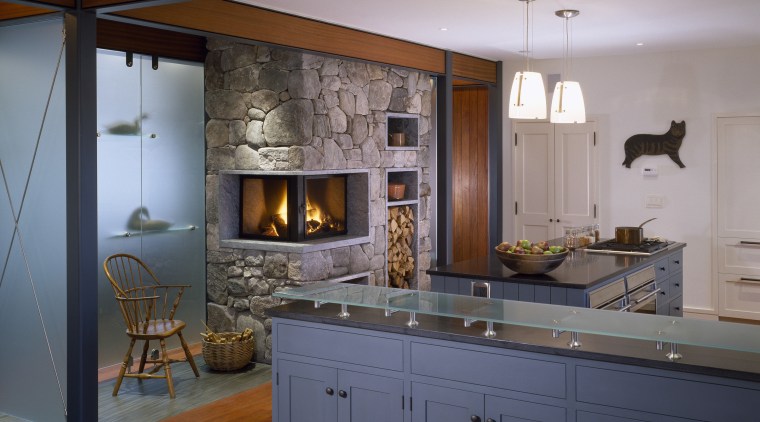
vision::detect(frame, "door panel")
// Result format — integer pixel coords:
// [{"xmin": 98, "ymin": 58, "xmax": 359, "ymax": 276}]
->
[
  {"xmin": 452, "ymin": 86, "xmax": 489, "ymax": 261},
  {"xmin": 717, "ymin": 117, "xmax": 760, "ymax": 238},
  {"xmin": 555, "ymin": 122, "xmax": 596, "ymax": 237},
  {"xmin": 339, "ymin": 370, "xmax": 404, "ymax": 422},
  {"xmin": 486, "ymin": 394, "xmax": 566, "ymax": 421},
  {"xmin": 514, "ymin": 123, "xmax": 553, "ymax": 241},
  {"xmin": 278, "ymin": 360, "xmax": 337, "ymax": 422},
  {"xmin": 411, "ymin": 382, "xmax": 483, "ymax": 422}
]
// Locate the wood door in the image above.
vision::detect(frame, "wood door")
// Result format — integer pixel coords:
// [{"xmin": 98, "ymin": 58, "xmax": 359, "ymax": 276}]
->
[
  {"xmin": 513, "ymin": 122, "xmax": 554, "ymax": 241},
  {"xmin": 554, "ymin": 122, "xmax": 597, "ymax": 238},
  {"xmin": 452, "ymin": 86, "xmax": 489, "ymax": 261},
  {"xmin": 717, "ymin": 116, "xmax": 760, "ymax": 238}
]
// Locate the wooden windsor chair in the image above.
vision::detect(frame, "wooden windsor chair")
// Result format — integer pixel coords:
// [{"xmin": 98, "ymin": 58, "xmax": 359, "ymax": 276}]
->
[{"xmin": 103, "ymin": 253, "xmax": 200, "ymax": 398}]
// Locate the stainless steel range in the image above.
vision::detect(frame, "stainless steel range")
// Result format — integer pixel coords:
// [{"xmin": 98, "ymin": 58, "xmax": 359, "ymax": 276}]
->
[{"xmin": 585, "ymin": 239, "xmax": 672, "ymax": 256}]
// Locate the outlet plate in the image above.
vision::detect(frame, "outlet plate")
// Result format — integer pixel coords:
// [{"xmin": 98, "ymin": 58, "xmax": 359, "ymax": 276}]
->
[{"xmin": 642, "ymin": 167, "xmax": 658, "ymax": 177}]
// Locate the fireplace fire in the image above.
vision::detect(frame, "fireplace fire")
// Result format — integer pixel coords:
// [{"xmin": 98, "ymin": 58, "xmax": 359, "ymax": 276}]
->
[{"xmin": 239, "ymin": 175, "xmax": 347, "ymax": 241}]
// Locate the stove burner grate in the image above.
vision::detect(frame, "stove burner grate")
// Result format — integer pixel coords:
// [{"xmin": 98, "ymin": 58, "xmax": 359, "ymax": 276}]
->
[{"xmin": 585, "ymin": 239, "xmax": 669, "ymax": 254}]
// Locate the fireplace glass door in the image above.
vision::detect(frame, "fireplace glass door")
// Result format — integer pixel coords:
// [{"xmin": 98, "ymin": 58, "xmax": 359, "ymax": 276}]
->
[
  {"xmin": 239, "ymin": 174, "xmax": 347, "ymax": 241},
  {"xmin": 305, "ymin": 175, "xmax": 347, "ymax": 239}
]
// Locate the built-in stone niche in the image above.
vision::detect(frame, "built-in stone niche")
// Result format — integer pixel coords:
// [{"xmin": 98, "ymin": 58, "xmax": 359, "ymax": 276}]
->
[{"xmin": 218, "ymin": 169, "xmax": 370, "ymax": 253}]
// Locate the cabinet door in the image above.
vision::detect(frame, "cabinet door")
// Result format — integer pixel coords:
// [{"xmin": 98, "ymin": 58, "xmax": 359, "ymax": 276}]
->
[
  {"xmin": 554, "ymin": 122, "xmax": 597, "ymax": 239},
  {"xmin": 277, "ymin": 360, "xmax": 337, "ymax": 422},
  {"xmin": 514, "ymin": 122, "xmax": 554, "ymax": 241},
  {"xmin": 411, "ymin": 382, "xmax": 483, "ymax": 422},
  {"xmin": 338, "ymin": 370, "xmax": 404, "ymax": 422},
  {"xmin": 486, "ymin": 394, "xmax": 565, "ymax": 421},
  {"xmin": 717, "ymin": 116, "xmax": 760, "ymax": 238}
]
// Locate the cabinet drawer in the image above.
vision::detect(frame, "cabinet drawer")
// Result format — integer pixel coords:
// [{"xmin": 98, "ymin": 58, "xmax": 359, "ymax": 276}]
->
[
  {"xmin": 410, "ymin": 342, "xmax": 566, "ymax": 398},
  {"xmin": 719, "ymin": 273, "xmax": 760, "ymax": 320},
  {"xmin": 668, "ymin": 250, "xmax": 683, "ymax": 273},
  {"xmin": 669, "ymin": 294, "xmax": 683, "ymax": 317},
  {"xmin": 577, "ymin": 365, "xmax": 760, "ymax": 421},
  {"xmin": 718, "ymin": 238, "xmax": 760, "ymax": 276},
  {"xmin": 654, "ymin": 257, "xmax": 669, "ymax": 279},
  {"xmin": 277, "ymin": 323, "xmax": 403, "ymax": 371},
  {"xmin": 669, "ymin": 271, "xmax": 683, "ymax": 297}
]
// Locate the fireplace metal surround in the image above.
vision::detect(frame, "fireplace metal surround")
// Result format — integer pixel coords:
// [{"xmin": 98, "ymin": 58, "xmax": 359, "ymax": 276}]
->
[{"xmin": 218, "ymin": 169, "xmax": 370, "ymax": 253}]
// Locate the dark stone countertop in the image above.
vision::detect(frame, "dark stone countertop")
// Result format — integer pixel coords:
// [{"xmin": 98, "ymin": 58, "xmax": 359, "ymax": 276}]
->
[
  {"xmin": 268, "ymin": 299, "xmax": 760, "ymax": 384},
  {"xmin": 427, "ymin": 242, "xmax": 686, "ymax": 290}
]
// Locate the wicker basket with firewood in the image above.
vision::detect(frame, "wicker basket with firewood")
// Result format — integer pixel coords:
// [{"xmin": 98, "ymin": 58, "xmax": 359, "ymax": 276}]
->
[{"xmin": 201, "ymin": 324, "xmax": 254, "ymax": 371}]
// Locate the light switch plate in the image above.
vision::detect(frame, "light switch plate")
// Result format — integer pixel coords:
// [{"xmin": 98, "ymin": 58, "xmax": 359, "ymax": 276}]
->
[
  {"xmin": 645, "ymin": 195, "xmax": 665, "ymax": 208},
  {"xmin": 642, "ymin": 167, "xmax": 658, "ymax": 177}
]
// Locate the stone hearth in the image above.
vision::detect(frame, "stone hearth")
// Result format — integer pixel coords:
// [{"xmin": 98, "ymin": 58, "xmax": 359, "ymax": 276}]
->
[{"xmin": 204, "ymin": 39, "xmax": 433, "ymax": 362}]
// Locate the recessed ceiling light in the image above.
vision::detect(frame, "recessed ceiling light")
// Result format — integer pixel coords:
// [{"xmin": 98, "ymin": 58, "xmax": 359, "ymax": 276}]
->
[
  {"xmin": 636, "ymin": 42, "xmax": 644, "ymax": 46},
  {"xmin": 440, "ymin": 27, "xmax": 448, "ymax": 31}
]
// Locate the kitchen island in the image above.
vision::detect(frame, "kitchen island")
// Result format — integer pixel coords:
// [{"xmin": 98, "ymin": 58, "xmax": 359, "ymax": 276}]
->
[
  {"xmin": 428, "ymin": 242, "xmax": 685, "ymax": 315},
  {"xmin": 269, "ymin": 284, "xmax": 760, "ymax": 422}
]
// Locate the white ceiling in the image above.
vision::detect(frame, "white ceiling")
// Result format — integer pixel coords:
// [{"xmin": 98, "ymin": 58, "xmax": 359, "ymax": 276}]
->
[{"xmin": 238, "ymin": 0, "xmax": 760, "ymax": 61}]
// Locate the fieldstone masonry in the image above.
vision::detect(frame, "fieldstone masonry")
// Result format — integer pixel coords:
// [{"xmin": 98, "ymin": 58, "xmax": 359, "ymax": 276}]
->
[{"xmin": 204, "ymin": 39, "xmax": 433, "ymax": 362}]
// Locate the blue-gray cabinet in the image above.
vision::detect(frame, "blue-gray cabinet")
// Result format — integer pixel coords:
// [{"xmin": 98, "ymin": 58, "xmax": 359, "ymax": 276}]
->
[
  {"xmin": 278, "ymin": 359, "xmax": 403, "ymax": 422},
  {"xmin": 271, "ymin": 315, "xmax": 760, "ymax": 422}
]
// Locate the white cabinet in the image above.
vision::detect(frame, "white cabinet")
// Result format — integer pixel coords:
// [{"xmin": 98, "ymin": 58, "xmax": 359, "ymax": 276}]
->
[
  {"xmin": 716, "ymin": 116, "xmax": 760, "ymax": 319},
  {"xmin": 513, "ymin": 121, "xmax": 598, "ymax": 241}
]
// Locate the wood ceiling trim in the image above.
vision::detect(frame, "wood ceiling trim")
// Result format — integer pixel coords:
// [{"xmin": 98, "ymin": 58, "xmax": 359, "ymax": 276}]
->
[
  {"xmin": 452, "ymin": 52, "xmax": 497, "ymax": 84},
  {"xmin": 97, "ymin": 19, "xmax": 206, "ymax": 62},
  {"xmin": 113, "ymin": 0, "xmax": 446, "ymax": 74},
  {"xmin": 0, "ymin": 2, "xmax": 58, "ymax": 20},
  {"xmin": 28, "ymin": 0, "xmax": 74, "ymax": 7}
]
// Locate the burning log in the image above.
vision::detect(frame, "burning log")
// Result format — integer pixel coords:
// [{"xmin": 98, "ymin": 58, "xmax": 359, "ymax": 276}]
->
[{"xmin": 387, "ymin": 206, "xmax": 415, "ymax": 289}]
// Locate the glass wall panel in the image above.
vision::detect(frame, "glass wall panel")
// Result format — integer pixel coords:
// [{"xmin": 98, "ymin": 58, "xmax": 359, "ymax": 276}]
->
[
  {"xmin": 97, "ymin": 50, "xmax": 205, "ymax": 367},
  {"xmin": 0, "ymin": 18, "xmax": 68, "ymax": 421}
]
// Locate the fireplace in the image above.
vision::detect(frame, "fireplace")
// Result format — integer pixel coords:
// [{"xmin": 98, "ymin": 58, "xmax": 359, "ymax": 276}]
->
[{"xmin": 239, "ymin": 174, "xmax": 347, "ymax": 242}]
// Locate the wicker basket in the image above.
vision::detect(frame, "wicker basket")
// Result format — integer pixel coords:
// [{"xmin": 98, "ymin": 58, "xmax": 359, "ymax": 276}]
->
[{"xmin": 202, "ymin": 332, "xmax": 254, "ymax": 371}]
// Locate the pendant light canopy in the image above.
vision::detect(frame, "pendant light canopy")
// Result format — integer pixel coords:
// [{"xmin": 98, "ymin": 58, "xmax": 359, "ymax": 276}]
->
[
  {"xmin": 550, "ymin": 9, "xmax": 586, "ymax": 123},
  {"xmin": 509, "ymin": 0, "xmax": 546, "ymax": 119}
]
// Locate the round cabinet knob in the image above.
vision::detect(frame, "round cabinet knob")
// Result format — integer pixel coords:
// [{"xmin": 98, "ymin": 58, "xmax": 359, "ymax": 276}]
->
[
  {"xmin": 659, "ymin": 267, "xmax": 666, "ymax": 271},
  {"xmin": 487, "ymin": 419, "xmax": 496, "ymax": 422},
  {"xmin": 674, "ymin": 260, "xmax": 680, "ymax": 264},
  {"xmin": 549, "ymin": 219, "xmax": 553, "ymax": 222},
  {"xmin": 557, "ymin": 219, "xmax": 561, "ymax": 222},
  {"xmin": 338, "ymin": 390, "xmax": 347, "ymax": 398},
  {"xmin": 675, "ymin": 283, "xmax": 680, "ymax": 287},
  {"xmin": 325, "ymin": 387, "xmax": 334, "ymax": 396},
  {"xmin": 660, "ymin": 291, "xmax": 666, "ymax": 295},
  {"xmin": 470, "ymin": 416, "xmax": 481, "ymax": 422}
]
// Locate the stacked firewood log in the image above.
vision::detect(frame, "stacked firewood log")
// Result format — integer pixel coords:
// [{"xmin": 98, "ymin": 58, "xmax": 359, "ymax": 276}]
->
[{"xmin": 387, "ymin": 206, "xmax": 415, "ymax": 289}]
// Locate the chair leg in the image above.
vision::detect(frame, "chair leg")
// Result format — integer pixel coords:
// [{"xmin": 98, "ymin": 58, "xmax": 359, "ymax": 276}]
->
[
  {"xmin": 159, "ymin": 339, "xmax": 175, "ymax": 398},
  {"xmin": 177, "ymin": 331, "xmax": 200, "ymax": 377},
  {"xmin": 138, "ymin": 340, "xmax": 150, "ymax": 374},
  {"xmin": 113, "ymin": 338, "xmax": 137, "ymax": 397}
]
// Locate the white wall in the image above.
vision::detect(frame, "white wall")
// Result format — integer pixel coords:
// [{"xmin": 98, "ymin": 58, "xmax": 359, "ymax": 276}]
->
[{"xmin": 502, "ymin": 45, "xmax": 760, "ymax": 315}]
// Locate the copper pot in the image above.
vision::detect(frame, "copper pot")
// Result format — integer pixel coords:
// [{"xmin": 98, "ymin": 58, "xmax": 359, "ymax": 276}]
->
[{"xmin": 615, "ymin": 218, "xmax": 657, "ymax": 245}]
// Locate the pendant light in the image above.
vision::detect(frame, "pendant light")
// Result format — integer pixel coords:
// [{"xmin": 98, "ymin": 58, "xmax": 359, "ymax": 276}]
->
[
  {"xmin": 550, "ymin": 9, "xmax": 586, "ymax": 123},
  {"xmin": 509, "ymin": 0, "xmax": 546, "ymax": 119}
]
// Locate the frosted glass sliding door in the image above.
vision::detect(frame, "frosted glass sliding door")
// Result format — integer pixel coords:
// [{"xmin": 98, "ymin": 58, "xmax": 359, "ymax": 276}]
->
[
  {"xmin": 0, "ymin": 18, "xmax": 68, "ymax": 421},
  {"xmin": 97, "ymin": 50, "xmax": 205, "ymax": 367}
]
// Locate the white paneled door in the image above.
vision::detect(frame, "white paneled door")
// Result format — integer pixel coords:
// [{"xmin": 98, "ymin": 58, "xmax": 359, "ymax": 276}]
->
[{"xmin": 514, "ymin": 121, "xmax": 598, "ymax": 241}]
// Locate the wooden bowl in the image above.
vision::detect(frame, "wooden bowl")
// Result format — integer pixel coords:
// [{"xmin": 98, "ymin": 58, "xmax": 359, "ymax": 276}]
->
[{"xmin": 493, "ymin": 247, "xmax": 569, "ymax": 274}]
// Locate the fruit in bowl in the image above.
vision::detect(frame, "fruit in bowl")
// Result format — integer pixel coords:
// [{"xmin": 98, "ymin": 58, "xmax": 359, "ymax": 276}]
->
[{"xmin": 494, "ymin": 240, "xmax": 568, "ymax": 274}]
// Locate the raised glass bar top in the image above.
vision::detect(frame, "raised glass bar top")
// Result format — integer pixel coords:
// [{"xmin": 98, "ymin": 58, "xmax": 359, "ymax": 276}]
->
[{"xmin": 274, "ymin": 283, "xmax": 760, "ymax": 356}]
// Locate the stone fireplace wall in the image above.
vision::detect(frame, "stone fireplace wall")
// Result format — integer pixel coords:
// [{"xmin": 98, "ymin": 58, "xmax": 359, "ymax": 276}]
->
[{"xmin": 204, "ymin": 39, "xmax": 433, "ymax": 362}]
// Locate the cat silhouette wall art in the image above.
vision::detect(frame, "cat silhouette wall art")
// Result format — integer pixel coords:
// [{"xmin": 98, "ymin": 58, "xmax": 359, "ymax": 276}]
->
[{"xmin": 622, "ymin": 120, "xmax": 686, "ymax": 168}]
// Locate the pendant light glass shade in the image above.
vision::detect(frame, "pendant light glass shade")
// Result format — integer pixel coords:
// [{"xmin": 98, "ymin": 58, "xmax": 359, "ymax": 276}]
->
[
  {"xmin": 508, "ymin": 0, "xmax": 546, "ymax": 119},
  {"xmin": 550, "ymin": 9, "xmax": 586, "ymax": 124},
  {"xmin": 509, "ymin": 71, "xmax": 547, "ymax": 119},
  {"xmin": 550, "ymin": 81, "xmax": 586, "ymax": 123}
]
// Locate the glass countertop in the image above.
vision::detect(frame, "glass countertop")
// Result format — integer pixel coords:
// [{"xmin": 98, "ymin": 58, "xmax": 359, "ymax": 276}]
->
[{"xmin": 274, "ymin": 283, "xmax": 760, "ymax": 355}]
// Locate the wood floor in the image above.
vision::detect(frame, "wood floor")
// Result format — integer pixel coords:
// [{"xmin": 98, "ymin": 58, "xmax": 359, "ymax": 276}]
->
[
  {"xmin": 163, "ymin": 381, "xmax": 272, "ymax": 422},
  {"xmin": 98, "ymin": 357, "xmax": 271, "ymax": 421}
]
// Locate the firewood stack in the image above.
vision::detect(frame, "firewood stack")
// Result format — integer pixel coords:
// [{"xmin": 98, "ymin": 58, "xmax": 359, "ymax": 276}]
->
[{"xmin": 387, "ymin": 206, "xmax": 415, "ymax": 289}]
